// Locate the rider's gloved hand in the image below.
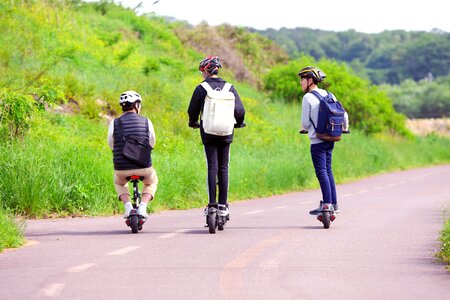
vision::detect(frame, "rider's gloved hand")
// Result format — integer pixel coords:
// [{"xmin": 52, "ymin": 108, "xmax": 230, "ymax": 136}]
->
[
  {"xmin": 189, "ymin": 121, "xmax": 200, "ymax": 128},
  {"xmin": 234, "ymin": 122, "xmax": 246, "ymax": 128}
]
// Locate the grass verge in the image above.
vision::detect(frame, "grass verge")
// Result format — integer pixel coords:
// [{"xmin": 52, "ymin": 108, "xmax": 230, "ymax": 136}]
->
[{"xmin": 0, "ymin": 209, "xmax": 25, "ymax": 252}]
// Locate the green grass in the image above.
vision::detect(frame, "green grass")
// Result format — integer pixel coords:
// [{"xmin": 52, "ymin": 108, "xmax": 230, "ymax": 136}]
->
[
  {"xmin": 0, "ymin": 208, "xmax": 25, "ymax": 252},
  {"xmin": 437, "ymin": 212, "xmax": 450, "ymax": 269}
]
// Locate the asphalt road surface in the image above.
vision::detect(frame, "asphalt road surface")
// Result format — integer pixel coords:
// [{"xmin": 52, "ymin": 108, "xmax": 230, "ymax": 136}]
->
[{"xmin": 1, "ymin": 165, "xmax": 450, "ymax": 299}]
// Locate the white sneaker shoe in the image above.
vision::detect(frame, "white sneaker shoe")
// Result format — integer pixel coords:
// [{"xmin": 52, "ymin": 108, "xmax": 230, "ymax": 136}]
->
[
  {"xmin": 123, "ymin": 203, "xmax": 133, "ymax": 219},
  {"xmin": 218, "ymin": 204, "xmax": 229, "ymax": 217},
  {"xmin": 138, "ymin": 204, "xmax": 149, "ymax": 219}
]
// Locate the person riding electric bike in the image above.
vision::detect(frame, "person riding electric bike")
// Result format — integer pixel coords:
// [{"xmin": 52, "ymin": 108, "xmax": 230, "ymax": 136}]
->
[{"xmin": 107, "ymin": 91, "xmax": 158, "ymax": 219}]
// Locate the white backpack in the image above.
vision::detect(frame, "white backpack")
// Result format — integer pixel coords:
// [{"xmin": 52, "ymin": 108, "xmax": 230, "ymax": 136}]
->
[{"xmin": 201, "ymin": 82, "xmax": 236, "ymax": 136}]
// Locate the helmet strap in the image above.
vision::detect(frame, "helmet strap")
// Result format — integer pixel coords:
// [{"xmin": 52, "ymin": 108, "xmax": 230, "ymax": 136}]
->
[
  {"xmin": 132, "ymin": 102, "xmax": 140, "ymax": 114},
  {"xmin": 306, "ymin": 78, "xmax": 315, "ymax": 93},
  {"xmin": 202, "ymin": 71, "xmax": 212, "ymax": 79}
]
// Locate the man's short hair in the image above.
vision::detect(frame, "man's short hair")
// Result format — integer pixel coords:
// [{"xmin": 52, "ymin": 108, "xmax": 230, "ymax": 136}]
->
[{"xmin": 121, "ymin": 102, "xmax": 135, "ymax": 112}]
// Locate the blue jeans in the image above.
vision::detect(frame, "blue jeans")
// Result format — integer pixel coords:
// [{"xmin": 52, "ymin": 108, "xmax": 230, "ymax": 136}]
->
[{"xmin": 310, "ymin": 141, "xmax": 337, "ymax": 205}]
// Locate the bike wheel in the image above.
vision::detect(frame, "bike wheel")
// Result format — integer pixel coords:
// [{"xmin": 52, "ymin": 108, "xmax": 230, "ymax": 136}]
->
[
  {"xmin": 322, "ymin": 212, "xmax": 331, "ymax": 229},
  {"xmin": 208, "ymin": 213, "xmax": 217, "ymax": 234},
  {"xmin": 130, "ymin": 215, "xmax": 139, "ymax": 233}
]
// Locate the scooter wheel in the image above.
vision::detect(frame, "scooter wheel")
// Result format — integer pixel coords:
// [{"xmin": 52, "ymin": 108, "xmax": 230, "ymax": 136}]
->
[
  {"xmin": 208, "ymin": 213, "xmax": 217, "ymax": 234},
  {"xmin": 130, "ymin": 215, "xmax": 139, "ymax": 233},
  {"xmin": 218, "ymin": 221, "xmax": 224, "ymax": 231},
  {"xmin": 322, "ymin": 212, "xmax": 331, "ymax": 229}
]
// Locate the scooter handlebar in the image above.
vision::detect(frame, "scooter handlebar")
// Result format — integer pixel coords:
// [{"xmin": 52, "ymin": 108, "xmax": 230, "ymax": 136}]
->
[{"xmin": 299, "ymin": 130, "xmax": 350, "ymax": 134}]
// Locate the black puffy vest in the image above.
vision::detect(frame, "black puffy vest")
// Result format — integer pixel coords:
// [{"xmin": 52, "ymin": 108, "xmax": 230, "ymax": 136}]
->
[{"xmin": 113, "ymin": 113, "xmax": 152, "ymax": 170}]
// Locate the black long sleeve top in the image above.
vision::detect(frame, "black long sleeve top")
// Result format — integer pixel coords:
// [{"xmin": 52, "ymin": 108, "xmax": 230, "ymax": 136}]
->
[{"xmin": 188, "ymin": 77, "xmax": 245, "ymax": 144}]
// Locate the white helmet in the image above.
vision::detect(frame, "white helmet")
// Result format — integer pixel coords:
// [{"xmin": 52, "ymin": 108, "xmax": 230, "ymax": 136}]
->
[{"xmin": 119, "ymin": 91, "xmax": 142, "ymax": 104}]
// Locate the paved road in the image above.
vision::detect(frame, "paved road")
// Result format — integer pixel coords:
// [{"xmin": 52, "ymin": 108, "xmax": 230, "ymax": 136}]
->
[{"xmin": 1, "ymin": 165, "xmax": 450, "ymax": 299}]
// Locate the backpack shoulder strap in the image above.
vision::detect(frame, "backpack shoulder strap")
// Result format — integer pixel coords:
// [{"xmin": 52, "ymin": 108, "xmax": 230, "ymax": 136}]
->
[
  {"xmin": 310, "ymin": 90, "xmax": 337, "ymax": 103},
  {"xmin": 200, "ymin": 82, "xmax": 213, "ymax": 93},
  {"xmin": 223, "ymin": 82, "xmax": 232, "ymax": 92},
  {"xmin": 309, "ymin": 90, "xmax": 323, "ymax": 100}
]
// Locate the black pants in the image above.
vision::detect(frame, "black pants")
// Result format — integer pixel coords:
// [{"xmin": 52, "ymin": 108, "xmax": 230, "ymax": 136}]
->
[{"xmin": 203, "ymin": 143, "xmax": 231, "ymax": 205}]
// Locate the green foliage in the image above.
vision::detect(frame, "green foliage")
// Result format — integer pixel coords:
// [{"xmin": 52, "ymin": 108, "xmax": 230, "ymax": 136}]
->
[
  {"xmin": 0, "ymin": 208, "xmax": 25, "ymax": 252},
  {"xmin": 264, "ymin": 55, "xmax": 409, "ymax": 135},
  {"xmin": 264, "ymin": 63, "xmax": 300, "ymax": 101},
  {"xmin": 254, "ymin": 27, "xmax": 450, "ymax": 84},
  {"xmin": 0, "ymin": 89, "xmax": 35, "ymax": 140},
  {"xmin": 437, "ymin": 218, "xmax": 450, "ymax": 268},
  {"xmin": 0, "ymin": 114, "xmax": 118, "ymax": 217},
  {"xmin": 380, "ymin": 76, "xmax": 450, "ymax": 118}
]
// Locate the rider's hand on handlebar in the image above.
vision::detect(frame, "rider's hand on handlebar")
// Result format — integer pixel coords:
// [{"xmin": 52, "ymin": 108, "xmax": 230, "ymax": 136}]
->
[
  {"xmin": 299, "ymin": 129, "xmax": 308, "ymax": 134},
  {"xmin": 234, "ymin": 122, "xmax": 247, "ymax": 128}
]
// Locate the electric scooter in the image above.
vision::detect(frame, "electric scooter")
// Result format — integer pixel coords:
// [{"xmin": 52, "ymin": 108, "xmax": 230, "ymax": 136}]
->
[
  {"xmin": 299, "ymin": 129, "xmax": 349, "ymax": 229},
  {"xmin": 205, "ymin": 203, "xmax": 229, "ymax": 234}
]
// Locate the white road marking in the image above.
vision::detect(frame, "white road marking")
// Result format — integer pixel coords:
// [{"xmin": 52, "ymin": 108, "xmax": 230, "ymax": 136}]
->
[
  {"xmin": 374, "ymin": 186, "xmax": 384, "ymax": 190},
  {"xmin": 158, "ymin": 229, "xmax": 187, "ymax": 239},
  {"xmin": 245, "ymin": 209, "xmax": 264, "ymax": 215},
  {"xmin": 275, "ymin": 205, "xmax": 289, "ymax": 209},
  {"xmin": 40, "ymin": 283, "xmax": 65, "ymax": 297},
  {"xmin": 108, "ymin": 246, "xmax": 140, "ymax": 256},
  {"xmin": 356, "ymin": 189, "xmax": 369, "ymax": 194},
  {"xmin": 341, "ymin": 193, "xmax": 353, "ymax": 198},
  {"xmin": 387, "ymin": 183, "xmax": 397, "ymax": 187},
  {"xmin": 67, "ymin": 263, "xmax": 96, "ymax": 273}
]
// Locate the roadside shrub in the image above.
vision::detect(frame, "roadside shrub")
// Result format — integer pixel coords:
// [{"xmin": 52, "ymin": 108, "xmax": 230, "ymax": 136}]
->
[
  {"xmin": 0, "ymin": 208, "xmax": 25, "ymax": 252},
  {"xmin": 0, "ymin": 89, "xmax": 35, "ymax": 140}
]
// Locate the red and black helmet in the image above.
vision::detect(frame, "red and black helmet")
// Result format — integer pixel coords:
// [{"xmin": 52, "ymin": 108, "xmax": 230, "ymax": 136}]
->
[{"xmin": 199, "ymin": 56, "xmax": 222, "ymax": 74}]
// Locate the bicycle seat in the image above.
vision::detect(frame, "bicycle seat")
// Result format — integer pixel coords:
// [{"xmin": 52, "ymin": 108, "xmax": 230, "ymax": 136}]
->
[{"xmin": 126, "ymin": 175, "xmax": 145, "ymax": 181}]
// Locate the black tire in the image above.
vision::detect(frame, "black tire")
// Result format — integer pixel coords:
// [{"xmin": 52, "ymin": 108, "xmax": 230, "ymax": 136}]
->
[
  {"xmin": 130, "ymin": 215, "xmax": 139, "ymax": 233},
  {"xmin": 218, "ymin": 222, "xmax": 224, "ymax": 231},
  {"xmin": 322, "ymin": 212, "xmax": 331, "ymax": 229},
  {"xmin": 208, "ymin": 213, "xmax": 217, "ymax": 234}
]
